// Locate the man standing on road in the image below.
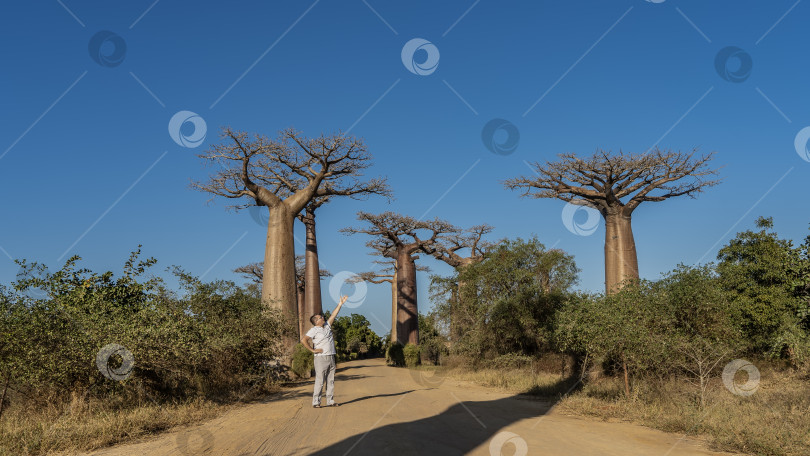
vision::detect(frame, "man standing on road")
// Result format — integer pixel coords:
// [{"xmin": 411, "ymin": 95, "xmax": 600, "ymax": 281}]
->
[{"xmin": 302, "ymin": 295, "xmax": 347, "ymax": 408}]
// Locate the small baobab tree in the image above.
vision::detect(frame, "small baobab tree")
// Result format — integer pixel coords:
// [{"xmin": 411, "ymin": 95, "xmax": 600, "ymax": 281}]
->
[
  {"xmin": 342, "ymin": 212, "xmax": 458, "ymax": 345},
  {"xmin": 354, "ymin": 258, "xmax": 429, "ymax": 344},
  {"xmin": 193, "ymin": 128, "xmax": 383, "ymax": 340},
  {"xmin": 504, "ymin": 148, "xmax": 721, "ymax": 293}
]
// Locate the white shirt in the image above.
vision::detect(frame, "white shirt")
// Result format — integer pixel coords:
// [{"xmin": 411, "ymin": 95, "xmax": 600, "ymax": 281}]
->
[{"xmin": 305, "ymin": 322, "xmax": 336, "ymax": 356}]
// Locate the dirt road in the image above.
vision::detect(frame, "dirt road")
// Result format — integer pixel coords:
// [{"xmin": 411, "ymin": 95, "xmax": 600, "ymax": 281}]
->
[{"xmin": 87, "ymin": 359, "xmax": 738, "ymax": 455}]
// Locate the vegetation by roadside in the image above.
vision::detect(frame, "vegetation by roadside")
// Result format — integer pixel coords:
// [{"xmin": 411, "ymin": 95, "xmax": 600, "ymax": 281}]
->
[{"xmin": 412, "ymin": 360, "xmax": 809, "ymax": 456}]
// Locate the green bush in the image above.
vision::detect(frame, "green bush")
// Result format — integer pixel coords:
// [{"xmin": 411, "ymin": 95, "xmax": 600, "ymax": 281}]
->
[
  {"xmin": 386, "ymin": 342, "xmax": 405, "ymax": 366},
  {"xmin": 291, "ymin": 343, "xmax": 314, "ymax": 379},
  {"xmin": 1, "ymin": 249, "xmax": 286, "ymax": 411},
  {"xmin": 404, "ymin": 343, "xmax": 421, "ymax": 367}
]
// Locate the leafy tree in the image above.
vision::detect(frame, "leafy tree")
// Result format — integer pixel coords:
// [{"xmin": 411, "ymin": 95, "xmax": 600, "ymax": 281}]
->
[
  {"xmin": 328, "ymin": 313, "xmax": 383, "ymax": 359},
  {"xmin": 717, "ymin": 217, "xmax": 808, "ymax": 358},
  {"xmin": 431, "ymin": 236, "xmax": 578, "ymax": 359}
]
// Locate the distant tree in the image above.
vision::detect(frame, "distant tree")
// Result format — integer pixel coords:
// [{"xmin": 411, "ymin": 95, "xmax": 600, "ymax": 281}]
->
[
  {"xmin": 505, "ymin": 148, "xmax": 721, "ymax": 293},
  {"xmin": 342, "ymin": 212, "xmax": 458, "ymax": 345},
  {"xmin": 354, "ymin": 258, "xmax": 429, "ymax": 344},
  {"xmin": 193, "ymin": 128, "xmax": 384, "ymax": 348}
]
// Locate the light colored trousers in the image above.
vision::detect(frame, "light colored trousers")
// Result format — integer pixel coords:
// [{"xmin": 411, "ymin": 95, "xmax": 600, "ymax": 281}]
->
[{"xmin": 313, "ymin": 355, "xmax": 336, "ymax": 405}]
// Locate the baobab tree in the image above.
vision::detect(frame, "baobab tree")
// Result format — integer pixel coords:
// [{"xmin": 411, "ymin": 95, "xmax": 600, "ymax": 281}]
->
[
  {"xmin": 298, "ymin": 187, "xmax": 391, "ymax": 335},
  {"xmin": 193, "ymin": 127, "xmax": 385, "ymax": 336},
  {"xmin": 504, "ymin": 148, "xmax": 721, "ymax": 293},
  {"xmin": 354, "ymin": 258, "xmax": 429, "ymax": 344},
  {"xmin": 342, "ymin": 212, "xmax": 458, "ymax": 345},
  {"xmin": 425, "ymin": 224, "xmax": 494, "ymax": 340}
]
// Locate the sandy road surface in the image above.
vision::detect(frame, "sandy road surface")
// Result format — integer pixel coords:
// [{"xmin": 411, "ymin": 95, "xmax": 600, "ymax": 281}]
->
[{"xmin": 87, "ymin": 359, "xmax": 740, "ymax": 456}]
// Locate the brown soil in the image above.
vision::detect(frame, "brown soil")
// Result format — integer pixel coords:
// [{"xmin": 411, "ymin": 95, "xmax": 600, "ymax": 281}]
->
[{"xmin": 85, "ymin": 358, "xmax": 741, "ymax": 455}]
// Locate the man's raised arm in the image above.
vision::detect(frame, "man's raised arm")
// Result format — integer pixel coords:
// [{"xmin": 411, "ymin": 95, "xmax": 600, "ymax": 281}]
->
[{"xmin": 327, "ymin": 295, "xmax": 348, "ymax": 327}]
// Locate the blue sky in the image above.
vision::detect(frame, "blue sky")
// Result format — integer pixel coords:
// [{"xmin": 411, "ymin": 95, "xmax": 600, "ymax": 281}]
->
[{"xmin": 1, "ymin": 0, "xmax": 808, "ymax": 336}]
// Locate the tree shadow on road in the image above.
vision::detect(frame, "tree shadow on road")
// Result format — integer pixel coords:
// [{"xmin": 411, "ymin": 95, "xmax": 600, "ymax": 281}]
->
[{"xmin": 306, "ymin": 373, "xmax": 582, "ymax": 456}]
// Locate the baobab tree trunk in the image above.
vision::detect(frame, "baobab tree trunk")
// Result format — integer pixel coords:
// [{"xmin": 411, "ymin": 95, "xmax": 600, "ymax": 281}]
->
[
  {"xmin": 391, "ymin": 269, "xmax": 398, "ymax": 344},
  {"xmin": 297, "ymin": 284, "xmax": 305, "ymax": 339},
  {"xmin": 262, "ymin": 204, "xmax": 298, "ymax": 333},
  {"xmin": 396, "ymin": 251, "xmax": 419, "ymax": 345},
  {"xmin": 302, "ymin": 207, "xmax": 322, "ymax": 333},
  {"xmin": 604, "ymin": 211, "xmax": 639, "ymax": 294}
]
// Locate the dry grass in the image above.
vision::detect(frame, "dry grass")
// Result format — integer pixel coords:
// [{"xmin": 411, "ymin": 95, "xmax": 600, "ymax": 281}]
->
[
  {"xmin": 0, "ymin": 379, "xmax": 296, "ymax": 456},
  {"xmin": 0, "ymin": 397, "xmax": 223, "ymax": 456},
  {"xmin": 434, "ymin": 362, "xmax": 810, "ymax": 456}
]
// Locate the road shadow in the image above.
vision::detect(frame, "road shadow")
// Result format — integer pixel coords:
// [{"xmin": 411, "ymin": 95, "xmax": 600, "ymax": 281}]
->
[
  {"xmin": 304, "ymin": 371, "xmax": 581, "ymax": 456},
  {"xmin": 339, "ymin": 389, "xmax": 416, "ymax": 406},
  {"xmin": 305, "ymin": 394, "xmax": 553, "ymax": 455}
]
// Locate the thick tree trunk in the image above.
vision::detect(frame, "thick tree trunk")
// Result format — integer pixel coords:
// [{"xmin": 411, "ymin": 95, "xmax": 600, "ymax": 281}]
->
[
  {"xmin": 391, "ymin": 269, "xmax": 398, "ymax": 344},
  {"xmin": 396, "ymin": 251, "xmax": 419, "ymax": 345},
  {"xmin": 302, "ymin": 207, "xmax": 322, "ymax": 335},
  {"xmin": 604, "ymin": 212, "xmax": 639, "ymax": 294},
  {"xmin": 261, "ymin": 204, "xmax": 298, "ymax": 343},
  {"xmin": 296, "ymin": 284, "xmax": 305, "ymax": 339}
]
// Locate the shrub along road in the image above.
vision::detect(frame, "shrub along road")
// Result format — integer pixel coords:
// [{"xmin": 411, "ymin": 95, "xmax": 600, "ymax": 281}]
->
[{"xmin": 86, "ymin": 359, "xmax": 739, "ymax": 456}]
